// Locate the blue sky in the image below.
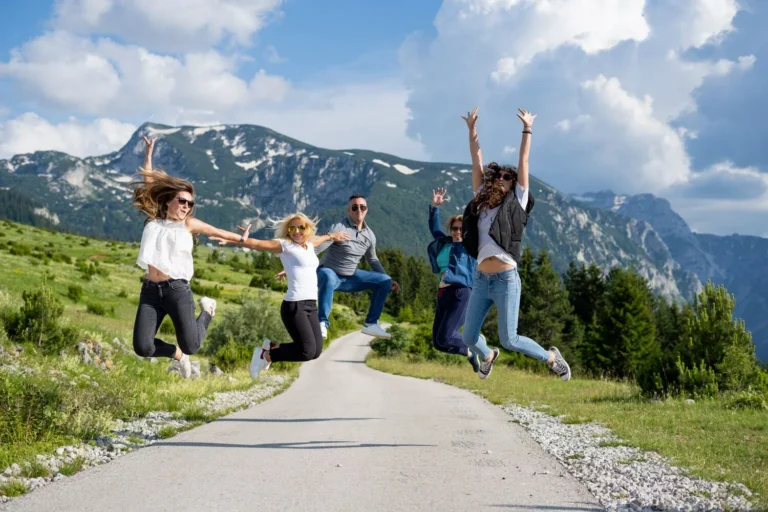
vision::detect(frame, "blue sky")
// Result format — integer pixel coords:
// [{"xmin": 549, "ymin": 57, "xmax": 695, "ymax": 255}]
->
[{"xmin": 0, "ymin": 0, "xmax": 765, "ymax": 237}]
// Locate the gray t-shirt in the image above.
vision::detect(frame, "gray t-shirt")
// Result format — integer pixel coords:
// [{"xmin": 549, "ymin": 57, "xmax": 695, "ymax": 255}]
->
[{"xmin": 315, "ymin": 217, "xmax": 386, "ymax": 277}]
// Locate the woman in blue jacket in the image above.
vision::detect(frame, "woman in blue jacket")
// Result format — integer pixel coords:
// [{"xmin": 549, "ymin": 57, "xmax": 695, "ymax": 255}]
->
[{"xmin": 427, "ymin": 187, "xmax": 482, "ymax": 371}]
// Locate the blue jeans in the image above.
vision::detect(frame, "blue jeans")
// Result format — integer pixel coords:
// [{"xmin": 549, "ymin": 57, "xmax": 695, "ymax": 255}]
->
[
  {"xmin": 461, "ymin": 268, "xmax": 551, "ymax": 363},
  {"xmin": 317, "ymin": 267, "xmax": 392, "ymax": 327}
]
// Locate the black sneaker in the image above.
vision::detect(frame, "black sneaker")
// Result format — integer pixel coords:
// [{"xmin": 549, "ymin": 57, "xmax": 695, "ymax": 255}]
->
[
  {"xmin": 477, "ymin": 348, "xmax": 500, "ymax": 380},
  {"xmin": 549, "ymin": 347, "xmax": 571, "ymax": 382},
  {"xmin": 467, "ymin": 353, "xmax": 480, "ymax": 373}
]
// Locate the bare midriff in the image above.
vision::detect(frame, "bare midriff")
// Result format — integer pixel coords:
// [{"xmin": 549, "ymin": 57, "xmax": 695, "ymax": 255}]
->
[
  {"xmin": 145, "ymin": 265, "xmax": 172, "ymax": 282},
  {"xmin": 477, "ymin": 256, "xmax": 514, "ymax": 274}
]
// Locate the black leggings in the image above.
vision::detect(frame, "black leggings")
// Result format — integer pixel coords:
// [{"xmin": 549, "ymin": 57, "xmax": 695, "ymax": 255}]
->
[
  {"xmin": 271, "ymin": 300, "xmax": 323, "ymax": 362},
  {"xmin": 132, "ymin": 279, "xmax": 211, "ymax": 359}
]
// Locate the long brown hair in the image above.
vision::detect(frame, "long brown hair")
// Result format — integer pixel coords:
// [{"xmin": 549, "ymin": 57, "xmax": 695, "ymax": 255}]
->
[
  {"xmin": 131, "ymin": 168, "xmax": 195, "ymax": 223},
  {"xmin": 470, "ymin": 162, "xmax": 517, "ymax": 214}
]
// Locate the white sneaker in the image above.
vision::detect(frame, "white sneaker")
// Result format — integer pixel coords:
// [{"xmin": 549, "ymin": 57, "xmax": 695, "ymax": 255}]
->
[
  {"xmin": 361, "ymin": 323, "xmax": 391, "ymax": 339},
  {"xmin": 178, "ymin": 354, "xmax": 192, "ymax": 379},
  {"xmin": 199, "ymin": 297, "xmax": 217, "ymax": 317},
  {"xmin": 262, "ymin": 339, "xmax": 272, "ymax": 371},
  {"xmin": 250, "ymin": 340, "xmax": 270, "ymax": 379},
  {"xmin": 320, "ymin": 323, "xmax": 328, "ymax": 339}
]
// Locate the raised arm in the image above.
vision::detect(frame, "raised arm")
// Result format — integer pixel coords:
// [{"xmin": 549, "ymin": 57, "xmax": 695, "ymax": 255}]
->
[
  {"xmin": 142, "ymin": 136, "xmax": 156, "ymax": 171},
  {"xmin": 429, "ymin": 187, "xmax": 447, "ymax": 239},
  {"xmin": 516, "ymin": 108, "xmax": 536, "ymax": 190},
  {"xmin": 461, "ymin": 107, "xmax": 483, "ymax": 191}
]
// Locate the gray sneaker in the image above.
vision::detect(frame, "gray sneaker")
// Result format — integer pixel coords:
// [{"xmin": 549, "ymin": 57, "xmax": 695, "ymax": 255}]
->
[
  {"xmin": 549, "ymin": 347, "xmax": 571, "ymax": 382},
  {"xmin": 477, "ymin": 348, "xmax": 500, "ymax": 380}
]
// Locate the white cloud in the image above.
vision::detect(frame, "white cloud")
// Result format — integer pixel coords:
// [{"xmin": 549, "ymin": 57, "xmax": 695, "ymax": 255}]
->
[
  {"xmin": 54, "ymin": 0, "xmax": 283, "ymax": 52},
  {"xmin": 0, "ymin": 32, "xmax": 290, "ymax": 118},
  {"xmin": 502, "ymin": 145, "xmax": 516, "ymax": 154},
  {"xmin": 0, "ymin": 113, "xmax": 136, "ymax": 158}
]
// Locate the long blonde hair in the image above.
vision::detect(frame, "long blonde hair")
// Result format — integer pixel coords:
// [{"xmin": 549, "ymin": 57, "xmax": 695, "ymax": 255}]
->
[
  {"xmin": 131, "ymin": 168, "xmax": 195, "ymax": 223},
  {"xmin": 272, "ymin": 212, "xmax": 319, "ymax": 240}
]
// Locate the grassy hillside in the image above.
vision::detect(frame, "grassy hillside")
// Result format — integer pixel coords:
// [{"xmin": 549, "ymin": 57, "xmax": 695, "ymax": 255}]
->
[{"xmin": 0, "ymin": 219, "xmax": 360, "ymax": 495}]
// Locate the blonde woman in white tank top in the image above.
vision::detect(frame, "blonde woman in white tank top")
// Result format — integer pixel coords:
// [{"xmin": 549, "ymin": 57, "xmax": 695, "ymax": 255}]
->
[
  {"xmin": 131, "ymin": 136, "xmax": 251, "ymax": 378},
  {"xmin": 211, "ymin": 213, "xmax": 350, "ymax": 380}
]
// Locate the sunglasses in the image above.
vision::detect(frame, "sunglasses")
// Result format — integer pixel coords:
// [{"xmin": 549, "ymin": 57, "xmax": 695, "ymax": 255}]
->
[
  {"xmin": 495, "ymin": 172, "xmax": 515, "ymax": 182},
  {"xmin": 177, "ymin": 197, "xmax": 195, "ymax": 208},
  {"xmin": 350, "ymin": 204, "xmax": 368, "ymax": 212},
  {"xmin": 287, "ymin": 225, "xmax": 307, "ymax": 233},
  {"xmin": 450, "ymin": 226, "xmax": 462, "ymax": 232}
]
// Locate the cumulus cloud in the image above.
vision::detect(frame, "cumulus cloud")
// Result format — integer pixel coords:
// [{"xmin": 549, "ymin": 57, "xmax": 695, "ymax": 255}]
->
[
  {"xmin": 401, "ymin": 0, "xmax": 763, "ymax": 235},
  {"xmin": 0, "ymin": 31, "xmax": 290, "ymax": 118},
  {"xmin": 0, "ymin": 113, "xmax": 136, "ymax": 158},
  {"xmin": 54, "ymin": 0, "xmax": 283, "ymax": 52}
]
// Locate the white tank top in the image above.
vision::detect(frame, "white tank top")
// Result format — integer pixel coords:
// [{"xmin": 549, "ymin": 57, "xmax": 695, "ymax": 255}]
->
[{"xmin": 136, "ymin": 219, "xmax": 194, "ymax": 281}]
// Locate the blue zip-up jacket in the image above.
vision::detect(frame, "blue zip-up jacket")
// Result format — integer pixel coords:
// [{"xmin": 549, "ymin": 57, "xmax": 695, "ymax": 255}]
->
[{"xmin": 427, "ymin": 205, "xmax": 476, "ymax": 288}]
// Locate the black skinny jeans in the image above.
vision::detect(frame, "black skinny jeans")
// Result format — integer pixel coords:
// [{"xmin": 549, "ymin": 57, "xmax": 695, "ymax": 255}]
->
[
  {"xmin": 132, "ymin": 278, "xmax": 211, "ymax": 359},
  {"xmin": 270, "ymin": 300, "xmax": 323, "ymax": 362}
]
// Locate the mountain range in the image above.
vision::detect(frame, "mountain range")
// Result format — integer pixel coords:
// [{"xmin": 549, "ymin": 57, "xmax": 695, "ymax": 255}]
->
[{"xmin": 0, "ymin": 122, "xmax": 764, "ymax": 359}]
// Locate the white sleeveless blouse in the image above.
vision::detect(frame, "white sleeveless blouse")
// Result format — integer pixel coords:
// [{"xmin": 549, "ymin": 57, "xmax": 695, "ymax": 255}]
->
[{"xmin": 136, "ymin": 219, "xmax": 194, "ymax": 281}]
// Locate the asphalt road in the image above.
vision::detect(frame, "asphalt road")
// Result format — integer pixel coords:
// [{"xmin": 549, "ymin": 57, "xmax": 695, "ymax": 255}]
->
[{"xmin": 3, "ymin": 330, "xmax": 602, "ymax": 512}]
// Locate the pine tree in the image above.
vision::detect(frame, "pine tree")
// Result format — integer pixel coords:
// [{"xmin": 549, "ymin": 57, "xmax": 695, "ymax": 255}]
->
[
  {"xmin": 593, "ymin": 268, "xmax": 658, "ymax": 379},
  {"xmin": 519, "ymin": 251, "xmax": 581, "ymax": 366}
]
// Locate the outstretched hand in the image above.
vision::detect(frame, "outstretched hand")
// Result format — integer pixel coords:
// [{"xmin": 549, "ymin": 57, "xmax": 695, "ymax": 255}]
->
[
  {"xmin": 517, "ymin": 108, "xmax": 536, "ymax": 128},
  {"xmin": 329, "ymin": 231, "xmax": 351, "ymax": 243},
  {"xmin": 275, "ymin": 270, "xmax": 286, "ymax": 282},
  {"xmin": 391, "ymin": 280, "xmax": 401, "ymax": 293},
  {"xmin": 432, "ymin": 187, "xmax": 447, "ymax": 207},
  {"xmin": 237, "ymin": 223, "xmax": 252, "ymax": 241},
  {"xmin": 461, "ymin": 107, "xmax": 479, "ymax": 130}
]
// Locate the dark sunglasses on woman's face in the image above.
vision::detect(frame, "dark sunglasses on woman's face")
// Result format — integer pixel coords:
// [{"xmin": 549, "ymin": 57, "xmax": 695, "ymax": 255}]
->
[
  {"xmin": 177, "ymin": 197, "xmax": 195, "ymax": 208},
  {"xmin": 495, "ymin": 172, "xmax": 515, "ymax": 182},
  {"xmin": 450, "ymin": 226, "xmax": 462, "ymax": 232},
  {"xmin": 351, "ymin": 204, "xmax": 368, "ymax": 212}
]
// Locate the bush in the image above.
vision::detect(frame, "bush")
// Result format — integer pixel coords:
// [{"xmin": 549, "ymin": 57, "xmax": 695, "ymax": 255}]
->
[
  {"xmin": 723, "ymin": 390, "xmax": 768, "ymax": 410},
  {"xmin": 159, "ymin": 317, "xmax": 176, "ymax": 335},
  {"xmin": 117, "ymin": 290, "xmax": 128, "ymax": 298},
  {"xmin": 67, "ymin": 284, "xmax": 84, "ymax": 303},
  {"xmin": 677, "ymin": 359, "xmax": 719, "ymax": 399},
  {"xmin": 203, "ymin": 292, "xmax": 290, "ymax": 369},
  {"xmin": 4, "ymin": 285, "xmax": 80, "ymax": 354},
  {"xmin": 86, "ymin": 302, "xmax": 114, "ymax": 317},
  {"xmin": 190, "ymin": 281, "xmax": 222, "ymax": 299},
  {"xmin": 8, "ymin": 244, "xmax": 31, "ymax": 256}
]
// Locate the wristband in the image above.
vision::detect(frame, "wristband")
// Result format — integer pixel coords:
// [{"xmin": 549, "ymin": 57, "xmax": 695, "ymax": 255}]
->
[{"xmin": 523, "ymin": 129, "xmax": 532, "ymax": 134}]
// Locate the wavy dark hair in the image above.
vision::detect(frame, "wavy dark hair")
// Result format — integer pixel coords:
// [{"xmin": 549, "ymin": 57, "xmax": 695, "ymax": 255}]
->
[
  {"xmin": 131, "ymin": 168, "xmax": 196, "ymax": 224},
  {"xmin": 470, "ymin": 162, "xmax": 518, "ymax": 214}
]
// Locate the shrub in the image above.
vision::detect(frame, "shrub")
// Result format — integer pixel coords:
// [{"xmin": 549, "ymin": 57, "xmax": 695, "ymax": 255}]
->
[
  {"xmin": 203, "ymin": 292, "xmax": 289, "ymax": 369},
  {"xmin": 117, "ymin": 290, "xmax": 128, "ymax": 298},
  {"xmin": 86, "ymin": 302, "xmax": 114, "ymax": 317},
  {"xmin": 8, "ymin": 244, "xmax": 31, "ymax": 256},
  {"xmin": 4, "ymin": 285, "xmax": 80, "ymax": 354},
  {"xmin": 67, "ymin": 284, "xmax": 84, "ymax": 303},
  {"xmin": 159, "ymin": 317, "xmax": 176, "ymax": 335},
  {"xmin": 190, "ymin": 281, "xmax": 222, "ymax": 299}
]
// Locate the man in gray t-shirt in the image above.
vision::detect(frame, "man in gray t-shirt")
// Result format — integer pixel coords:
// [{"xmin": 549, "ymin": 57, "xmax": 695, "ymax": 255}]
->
[{"xmin": 314, "ymin": 195, "xmax": 401, "ymax": 339}]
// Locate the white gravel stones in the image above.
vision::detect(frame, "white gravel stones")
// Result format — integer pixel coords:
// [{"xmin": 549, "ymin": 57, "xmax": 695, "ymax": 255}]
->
[
  {"xmin": 502, "ymin": 404, "xmax": 756, "ymax": 512},
  {"xmin": 0, "ymin": 374, "xmax": 288, "ymax": 503}
]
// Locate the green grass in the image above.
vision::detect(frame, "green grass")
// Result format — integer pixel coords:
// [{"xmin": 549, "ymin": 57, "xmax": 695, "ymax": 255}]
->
[
  {"xmin": 0, "ymin": 479, "xmax": 29, "ymax": 498},
  {"xmin": 57, "ymin": 457, "xmax": 85, "ymax": 477},
  {"xmin": 367, "ymin": 356, "xmax": 768, "ymax": 507},
  {"xmin": 0, "ymin": 220, "xmax": 359, "ymax": 478}
]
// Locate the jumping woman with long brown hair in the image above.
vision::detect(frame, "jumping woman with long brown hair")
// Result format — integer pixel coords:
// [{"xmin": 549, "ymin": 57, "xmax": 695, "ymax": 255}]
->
[
  {"xmin": 131, "ymin": 136, "xmax": 250, "ymax": 378},
  {"xmin": 459, "ymin": 107, "xmax": 571, "ymax": 381}
]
